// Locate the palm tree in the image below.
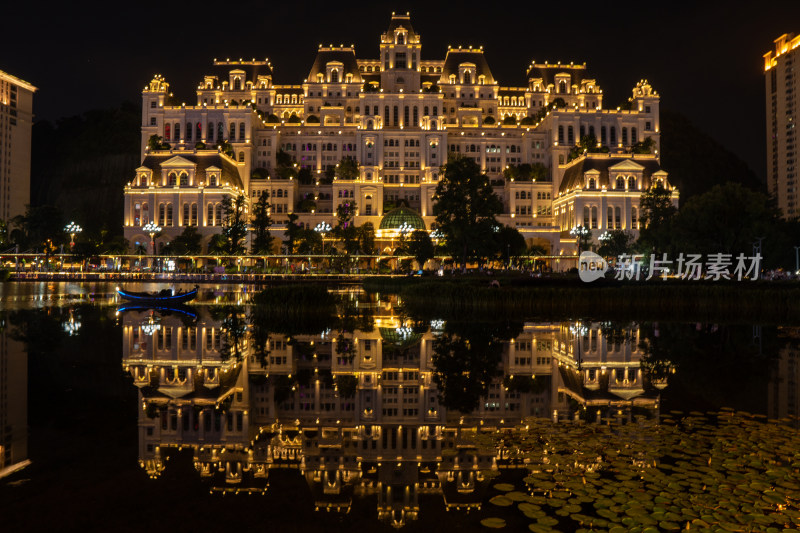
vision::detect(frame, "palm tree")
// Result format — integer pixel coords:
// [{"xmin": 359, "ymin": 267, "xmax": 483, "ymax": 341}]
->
[{"xmin": 208, "ymin": 234, "xmax": 227, "ymax": 255}]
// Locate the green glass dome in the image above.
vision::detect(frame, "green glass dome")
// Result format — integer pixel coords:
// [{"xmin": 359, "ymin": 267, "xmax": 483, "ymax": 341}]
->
[{"xmin": 379, "ymin": 207, "xmax": 426, "ymax": 231}]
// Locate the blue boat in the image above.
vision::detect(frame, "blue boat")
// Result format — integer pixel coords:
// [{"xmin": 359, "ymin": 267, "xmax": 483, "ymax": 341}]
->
[{"xmin": 116, "ymin": 285, "xmax": 198, "ymax": 305}]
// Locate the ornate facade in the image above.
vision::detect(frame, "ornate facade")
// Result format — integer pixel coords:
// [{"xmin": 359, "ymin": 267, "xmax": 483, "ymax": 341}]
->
[{"xmin": 124, "ymin": 13, "xmax": 678, "ymax": 259}]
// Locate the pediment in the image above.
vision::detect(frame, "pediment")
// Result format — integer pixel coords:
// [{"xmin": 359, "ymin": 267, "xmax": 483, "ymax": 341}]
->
[
  {"xmin": 608, "ymin": 160, "xmax": 645, "ymax": 172},
  {"xmin": 160, "ymin": 156, "xmax": 196, "ymax": 168}
]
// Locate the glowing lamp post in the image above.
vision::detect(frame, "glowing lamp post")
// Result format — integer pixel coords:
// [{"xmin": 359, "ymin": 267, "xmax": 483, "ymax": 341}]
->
[
  {"xmin": 570, "ymin": 225, "xmax": 590, "ymax": 255},
  {"xmin": 142, "ymin": 222, "xmax": 162, "ymax": 255},
  {"xmin": 398, "ymin": 221, "xmax": 415, "ymax": 237},
  {"xmin": 314, "ymin": 222, "xmax": 332, "ymax": 256},
  {"xmin": 64, "ymin": 221, "xmax": 82, "ymax": 249}
]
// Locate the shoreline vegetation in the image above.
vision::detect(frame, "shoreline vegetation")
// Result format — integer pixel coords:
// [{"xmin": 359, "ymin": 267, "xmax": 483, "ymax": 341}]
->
[{"xmin": 361, "ymin": 276, "xmax": 800, "ymax": 323}]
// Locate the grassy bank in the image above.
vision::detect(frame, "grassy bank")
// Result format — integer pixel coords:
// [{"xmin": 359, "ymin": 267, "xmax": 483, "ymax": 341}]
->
[{"xmin": 364, "ymin": 276, "xmax": 800, "ymax": 323}]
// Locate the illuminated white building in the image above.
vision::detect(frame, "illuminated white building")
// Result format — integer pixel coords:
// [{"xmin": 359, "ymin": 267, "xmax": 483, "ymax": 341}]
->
[
  {"xmin": 124, "ymin": 12, "xmax": 676, "ymax": 256},
  {"xmin": 764, "ymin": 33, "xmax": 800, "ymax": 218},
  {"xmin": 0, "ymin": 69, "xmax": 36, "ymax": 223}
]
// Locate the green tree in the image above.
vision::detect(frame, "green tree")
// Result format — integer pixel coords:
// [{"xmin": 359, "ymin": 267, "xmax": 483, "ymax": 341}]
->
[
  {"xmin": 332, "ymin": 200, "xmax": 358, "ymax": 254},
  {"xmin": 495, "ymin": 225, "xmax": 527, "ymax": 265},
  {"xmin": 671, "ymin": 183, "xmax": 782, "ymax": 257},
  {"xmin": 296, "ymin": 228, "xmax": 322, "ymax": 254},
  {"xmin": 11, "ymin": 205, "xmax": 65, "ymax": 250},
  {"xmin": 357, "ymin": 222, "xmax": 376, "ymax": 255},
  {"xmin": 173, "ymin": 226, "xmax": 202, "ymax": 254},
  {"xmin": 568, "ymin": 134, "xmax": 609, "ymax": 162},
  {"xmin": 208, "ymin": 234, "xmax": 227, "ymax": 255},
  {"xmin": 406, "ymin": 229, "xmax": 435, "ymax": 270},
  {"xmin": 274, "ymin": 149, "xmax": 298, "ymax": 180},
  {"xmin": 297, "ymin": 167, "xmax": 314, "ymax": 185},
  {"xmin": 250, "ymin": 193, "xmax": 274, "ymax": 254},
  {"xmin": 216, "ymin": 139, "xmax": 234, "ymax": 158},
  {"xmin": 638, "ymin": 183, "xmax": 677, "ymax": 255},
  {"xmin": 284, "ymin": 213, "xmax": 303, "ymax": 254},
  {"xmin": 503, "ymin": 163, "xmax": 548, "ymax": 182},
  {"xmin": 147, "ymin": 134, "xmax": 167, "ymax": 151},
  {"xmin": 433, "ymin": 156, "xmax": 503, "ymax": 271},
  {"xmin": 335, "ymin": 157, "xmax": 359, "ymax": 180},
  {"xmin": 632, "ymin": 136, "xmax": 656, "ymax": 154},
  {"xmin": 221, "ymin": 194, "xmax": 247, "ymax": 255},
  {"xmin": 598, "ymin": 229, "xmax": 634, "ymax": 259}
]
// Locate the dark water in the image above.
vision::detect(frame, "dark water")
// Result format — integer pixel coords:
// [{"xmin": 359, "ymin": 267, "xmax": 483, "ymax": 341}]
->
[{"xmin": 0, "ymin": 282, "xmax": 798, "ymax": 532}]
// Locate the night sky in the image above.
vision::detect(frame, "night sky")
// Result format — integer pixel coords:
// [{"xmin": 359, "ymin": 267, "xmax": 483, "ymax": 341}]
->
[{"xmin": 3, "ymin": 0, "xmax": 800, "ymax": 180}]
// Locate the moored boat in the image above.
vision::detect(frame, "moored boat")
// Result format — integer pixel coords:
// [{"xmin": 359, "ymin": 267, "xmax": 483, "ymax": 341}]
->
[{"xmin": 116, "ymin": 285, "xmax": 198, "ymax": 304}]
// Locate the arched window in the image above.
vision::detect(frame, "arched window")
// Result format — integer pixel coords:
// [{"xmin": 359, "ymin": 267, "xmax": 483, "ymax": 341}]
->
[
  {"xmin": 186, "ymin": 122, "xmax": 193, "ymax": 141},
  {"xmin": 393, "ymin": 106, "xmax": 399, "ymax": 125},
  {"xmin": 567, "ymin": 126, "xmax": 574, "ymax": 145},
  {"xmin": 622, "ymin": 127, "xmax": 628, "ymax": 145},
  {"xmin": 591, "ymin": 206, "xmax": 598, "ymax": 229},
  {"xmin": 431, "ymin": 119, "xmax": 437, "ymax": 129},
  {"xmin": 607, "ymin": 207, "xmax": 613, "ymax": 228},
  {"xmin": 600, "ymin": 125, "xmax": 607, "ymax": 145},
  {"xmin": 208, "ymin": 122, "xmax": 214, "ymax": 142},
  {"xmin": 616, "ymin": 176, "xmax": 625, "ymax": 190},
  {"xmin": 397, "ymin": 33, "xmax": 405, "ymax": 45},
  {"xmin": 589, "ymin": 125, "xmax": 595, "ymax": 139},
  {"xmin": 464, "ymin": 71, "xmax": 472, "ymax": 84},
  {"xmin": 168, "ymin": 173, "xmax": 177, "ymax": 187},
  {"xmin": 239, "ymin": 122, "xmax": 245, "ymax": 140},
  {"xmin": 208, "ymin": 174, "xmax": 217, "ymax": 187},
  {"xmin": 614, "ymin": 206, "xmax": 621, "ymax": 229},
  {"xmin": 631, "ymin": 127, "xmax": 638, "ymax": 144},
  {"xmin": 424, "ymin": 106, "xmax": 429, "ymax": 116},
  {"xmin": 610, "ymin": 127, "xmax": 617, "ymax": 144},
  {"xmin": 158, "ymin": 203, "xmax": 165, "ymax": 226},
  {"xmin": 384, "ymin": 106, "xmax": 390, "ymax": 125},
  {"xmin": 229, "ymin": 123, "xmax": 235, "ymax": 140},
  {"xmin": 583, "ymin": 206, "xmax": 590, "ymax": 226},
  {"xmin": 588, "ymin": 178, "xmax": 596, "ymax": 189},
  {"xmin": 628, "ymin": 176, "xmax": 637, "ymax": 190},
  {"xmin": 179, "ymin": 172, "xmax": 188, "ymax": 186},
  {"xmin": 331, "ymin": 69, "xmax": 338, "ymax": 83},
  {"xmin": 207, "ymin": 203, "xmax": 214, "ymax": 225},
  {"xmin": 404, "ymin": 106, "xmax": 409, "ymax": 126},
  {"xmin": 559, "ymin": 80, "xmax": 566, "ymax": 93},
  {"xmin": 191, "ymin": 204, "xmax": 198, "ymax": 226},
  {"xmin": 183, "ymin": 203, "xmax": 190, "ymax": 225},
  {"xmin": 367, "ymin": 119, "xmax": 374, "ymax": 130},
  {"xmin": 164, "ymin": 123, "xmax": 171, "ymax": 140},
  {"xmin": 557, "ymin": 125, "xmax": 564, "ymax": 144},
  {"xmin": 215, "ymin": 204, "xmax": 223, "ymax": 225},
  {"xmin": 197, "ymin": 122, "xmax": 202, "ymax": 140},
  {"xmin": 174, "ymin": 123, "xmax": 180, "ymax": 141},
  {"xmin": 233, "ymin": 77, "xmax": 241, "ymax": 90},
  {"xmin": 413, "ymin": 106, "xmax": 418, "ymax": 126},
  {"xmin": 238, "ymin": 151, "xmax": 245, "ymax": 162},
  {"xmin": 631, "ymin": 207, "xmax": 638, "ymax": 229},
  {"xmin": 166, "ymin": 204, "xmax": 173, "ymax": 226}
]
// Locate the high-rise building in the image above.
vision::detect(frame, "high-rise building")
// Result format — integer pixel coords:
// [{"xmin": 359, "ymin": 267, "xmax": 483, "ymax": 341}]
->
[
  {"xmin": 764, "ymin": 33, "xmax": 800, "ymax": 218},
  {"xmin": 0, "ymin": 69, "xmax": 36, "ymax": 223},
  {"xmin": 124, "ymin": 13, "xmax": 677, "ymax": 258}
]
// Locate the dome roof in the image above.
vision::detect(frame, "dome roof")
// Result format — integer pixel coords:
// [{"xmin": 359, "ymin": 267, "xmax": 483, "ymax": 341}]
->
[{"xmin": 379, "ymin": 207, "xmax": 426, "ymax": 231}]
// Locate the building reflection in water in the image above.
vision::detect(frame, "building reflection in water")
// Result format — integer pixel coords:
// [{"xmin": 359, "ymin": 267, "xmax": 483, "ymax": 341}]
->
[
  {"xmin": 0, "ymin": 314, "xmax": 29, "ymax": 478},
  {"xmin": 120, "ymin": 298, "xmax": 668, "ymax": 527}
]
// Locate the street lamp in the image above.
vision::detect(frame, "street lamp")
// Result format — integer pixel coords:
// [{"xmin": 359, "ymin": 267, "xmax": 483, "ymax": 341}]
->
[
  {"xmin": 398, "ymin": 222, "xmax": 414, "ymax": 237},
  {"xmin": 143, "ymin": 222, "xmax": 162, "ymax": 255},
  {"xmin": 314, "ymin": 221, "xmax": 332, "ymax": 255},
  {"xmin": 64, "ymin": 221, "xmax": 82, "ymax": 249},
  {"xmin": 570, "ymin": 225, "xmax": 590, "ymax": 254}
]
